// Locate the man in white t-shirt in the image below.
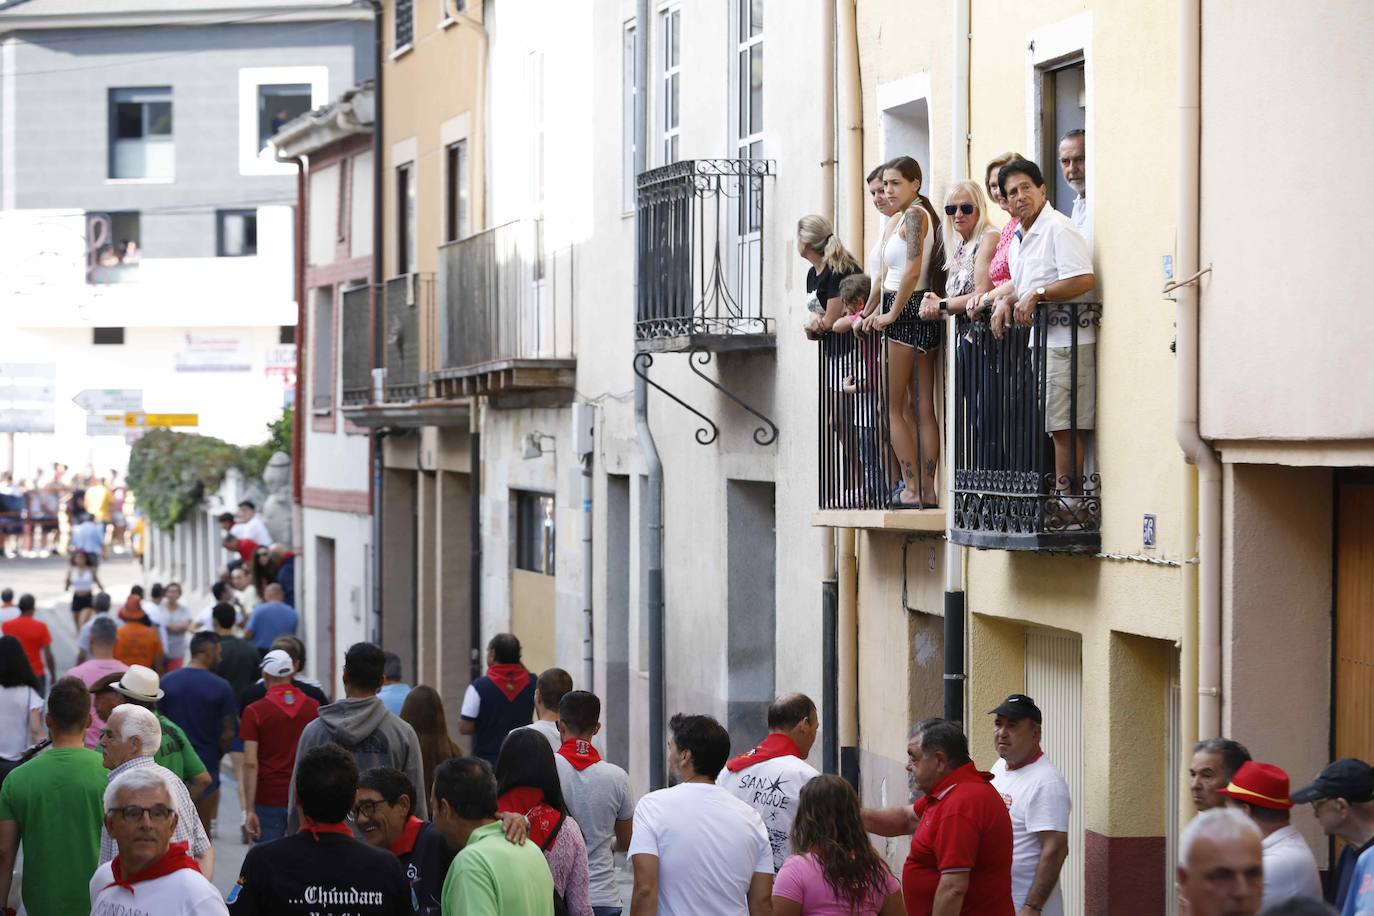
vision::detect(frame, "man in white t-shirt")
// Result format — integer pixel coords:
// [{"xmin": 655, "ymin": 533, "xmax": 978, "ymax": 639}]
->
[
  {"xmin": 629, "ymin": 713, "xmax": 772, "ymax": 916},
  {"xmin": 1057, "ymin": 129, "xmax": 1092, "ymax": 252},
  {"xmin": 230, "ymin": 500, "xmax": 272, "ymax": 548},
  {"xmin": 716, "ymin": 693, "xmax": 820, "ymax": 871},
  {"xmin": 1216, "ymin": 760, "xmax": 1322, "ymax": 908},
  {"xmin": 988, "ymin": 693, "xmax": 1071, "ymax": 916}
]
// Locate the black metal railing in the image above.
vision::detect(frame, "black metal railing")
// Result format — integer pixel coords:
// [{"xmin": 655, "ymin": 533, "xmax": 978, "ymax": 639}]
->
[
  {"xmin": 437, "ymin": 220, "xmax": 574, "ymax": 374},
  {"xmin": 817, "ymin": 321, "xmax": 941, "ymax": 510},
  {"xmin": 382, "ymin": 273, "xmax": 433, "ymax": 402},
  {"xmin": 340, "ymin": 284, "xmax": 373, "ymax": 406},
  {"xmin": 636, "ymin": 158, "xmax": 773, "ymax": 343},
  {"xmin": 951, "ymin": 302, "xmax": 1102, "ymax": 551}
]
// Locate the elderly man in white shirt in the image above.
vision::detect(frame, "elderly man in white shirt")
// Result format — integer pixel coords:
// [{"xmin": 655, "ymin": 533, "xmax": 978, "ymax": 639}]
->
[
  {"xmin": 1217, "ymin": 760, "xmax": 1322, "ymax": 908},
  {"xmin": 1058, "ymin": 129, "xmax": 1091, "ymax": 251}
]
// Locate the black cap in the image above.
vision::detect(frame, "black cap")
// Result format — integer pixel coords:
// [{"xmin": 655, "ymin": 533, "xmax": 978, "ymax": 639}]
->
[
  {"xmin": 1292, "ymin": 758, "xmax": 1374, "ymax": 804},
  {"xmin": 989, "ymin": 694, "xmax": 1042, "ymax": 724}
]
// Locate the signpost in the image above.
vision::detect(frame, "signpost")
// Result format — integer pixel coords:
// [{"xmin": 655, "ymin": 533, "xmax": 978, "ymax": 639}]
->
[
  {"xmin": 123, "ymin": 413, "xmax": 198, "ymax": 428},
  {"xmin": 86, "ymin": 414, "xmax": 127, "ymax": 436},
  {"xmin": 0, "ymin": 363, "xmax": 56, "ymax": 435},
  {"xmin": 72, "ymin": 389, "xmax": 143, "ymax": 413}
]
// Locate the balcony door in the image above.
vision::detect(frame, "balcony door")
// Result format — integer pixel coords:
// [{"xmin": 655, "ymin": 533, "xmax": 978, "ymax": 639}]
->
[
  {"xmin": 1335, "ymin": 474, "xmax": 1374, "ymax": 764},
  {"xmin": 728, "ymin": 0, "xmax": 764, "ymax": 329}
]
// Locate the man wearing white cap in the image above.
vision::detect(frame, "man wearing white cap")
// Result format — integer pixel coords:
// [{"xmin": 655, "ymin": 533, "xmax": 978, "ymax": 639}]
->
[{"xmin": 241, "ymin": 649, "xmax": 320, "ymax": 844}]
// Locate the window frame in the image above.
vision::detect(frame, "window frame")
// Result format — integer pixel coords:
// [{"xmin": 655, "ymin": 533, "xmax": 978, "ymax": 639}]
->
[
  {"xmin": 514, "ymin": 490, "xmax": 556, "ymax": 575},
  {"xmin": 107, "ymin": 87, "xmax": 174, "ymax": 181},
  {"xmin": 216, "ymin": 208, "xmax": 259, "ymax": 258},
  {"xmin": 444, "ymin": 139, "xmax": 469, "ymax": 243},
  {"xmin": 394, "ymin": 0, "xmax": 415, "ymax": 51},
  {"xmin": 311, "ymin": 285, "xmax": 335, "ymax": 414},
  {"xmin": 659, "ymin": 5, "xmax": 681, "ymax": 165},
  {"xmin": 396, "ymin": 162, "xmax": 417, "ymax": 275},
  {"xmin": 237, "ymin": 66, "xmax": 329, "ymax": 177},
  {"xmin": 92, "ymin": 327, "xmax": 126, "ymax": 345},
  {"xmin": 622, "ymin": 19, "xmax": 638, "ymax": 213}
]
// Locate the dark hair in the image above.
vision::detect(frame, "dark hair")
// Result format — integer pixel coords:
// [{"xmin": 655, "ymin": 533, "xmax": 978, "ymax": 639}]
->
[
  {"xmin": 0, "ymin": 636, "xmax": 40, "ymax": 691},
  {"xmin": 433, "ymin": 757, "xmax": 498, "ymax": 821},
  {"xmin": 90, "ymin": 616, "xmax": 118, "ymax": 647},
  {"xmin": 1059, "ymin": 127, "xmax": 1085, "ymax": 144},
  {"xmin": 495, "ymin": 728, "xmax": 568, "ymax": 815},
  {"xmin": 0, "ymin": 589, "xmax": 11, "ymax": 602},
  {"xmin": 189, "ymin": 630, "xmax": 220, "ymax": 657},
  {"xmin": 149, "ymin": 583, "xmax": 164, "ymax": 601},
  {"xmin": 668, "ymin": 713, "xmax": 731, "ymax": 779},
  {"xmin": 559, "ymin": 690, "xmax": 601, "ymax": 736},
  {"xmin": 212, "ymin": 602, "xmax": 237, "ymax": 630},
  {"xmin": 129, "ymin": 585, "xmax": 144, "ymax": 598},
  {"xmin": 217, "ymin": 512, "xmax": 235, "ymax": 524},
  {"xmin": 296, "ymin": 743, "xmax": 358, "ymax": 823},
  {"xmin": 536, "ymin": 668, "xmax": 573, "ymax": 711},
  {"xmin": 47, "ymin": 676, "xmax": 92, "ymax": 732},
  {"xmin": 400, "ymin": 685, "xmax": 462, "ymax": 798},
  {"xmin": 273, "ymin": 635, "xmax": 307, "ymax": 669},
  {"xmin": 768, "ymin": 694, "xmax": 817, "ymax": 731},
  {"xmin": 792, "ymin": 775, "xmax": 896, "ymax": 907},
  {"xmin": 94, "ymin": 591, "xmax": 111, "ymax": 613},
  {"xmin": 382, "ymin": 651, "xmax": 403, "ymax": 682},
  {"xmin": 344, "ymin": 642, "xmax": 386, "ymax": 691},
  {"xmin": 837, "ymin": 273, "xmax": 871, "ymax": 304},
  {"xmin": 1194, "ymin": 738, "xmax": 1252, "ymax": 781},
  {"xmin": 211, "ymin": 581, "xmax": 230, "ymax": 601},
  {"xmin": 997, "ymin": 158, "xmax": 1045, "ymax": 197},
  {"xmin": 865, "ymin": 162, "xmax": 890, "ymax": 183},
  {"xmin": 488, "ymin": 633, "xmax": 521, "ymax": 665},
  {"xmin": 358, "ymin": 767, "xmax": 416, "ymax": 818},
  {"xmin": 883, "ymin": 156, "xmax": 948, "ymax": 296},
  {"xmin": 238, "ymin": 500, "xmax": 256, "ymax": 510},
  {"xmin": 17, "ymin": 594, "xmax": 34, "ymax": 614},
  {"xmin": 913, "ymin": 718, "xmax": 972, "ymax": 768}
]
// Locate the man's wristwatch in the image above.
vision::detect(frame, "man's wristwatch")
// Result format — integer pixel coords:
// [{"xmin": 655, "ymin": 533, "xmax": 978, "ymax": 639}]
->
[{"xmin": 1035, "ymin": 286, "xmax": 1047, "ymax": 299}]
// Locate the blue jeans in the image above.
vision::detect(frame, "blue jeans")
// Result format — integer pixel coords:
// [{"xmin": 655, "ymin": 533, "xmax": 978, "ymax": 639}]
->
[
  {"xmin": 592, "ymin": 909, "xmax": 623, "ymax": 916},
  {"xmin": 254, "ymin": 805, "xmax": 288, "ymax": 844}
]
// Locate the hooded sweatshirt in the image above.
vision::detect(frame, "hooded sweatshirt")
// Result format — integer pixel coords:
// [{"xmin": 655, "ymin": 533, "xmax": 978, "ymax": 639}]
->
[{"xmin": 285, "ymin": 695, "xmax": 427, "ymax": 833}]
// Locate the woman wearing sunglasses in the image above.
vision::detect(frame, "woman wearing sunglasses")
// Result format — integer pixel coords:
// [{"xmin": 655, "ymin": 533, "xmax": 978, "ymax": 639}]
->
[{"xmin": 920, "ymin": 180, "xmax": 998, "ymax": 320}]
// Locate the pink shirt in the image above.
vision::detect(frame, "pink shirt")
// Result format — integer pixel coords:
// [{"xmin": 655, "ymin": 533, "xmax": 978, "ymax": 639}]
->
[
  {"xmin": 66, "ymin": 658, "xmax": 128, "ymax": 748},
  {"xmin": 989, "ymin": 218, "xmax": 1020, "ymax": 286},
  {"xmin": 774, "ymin": 852, "xmax": 900, "ymax": 915}
]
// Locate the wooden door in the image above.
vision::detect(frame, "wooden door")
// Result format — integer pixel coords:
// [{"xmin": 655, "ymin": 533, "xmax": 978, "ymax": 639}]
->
[{"xmin": 1335, "ymin": 478, "xmax": 1374, "ymax": 762}]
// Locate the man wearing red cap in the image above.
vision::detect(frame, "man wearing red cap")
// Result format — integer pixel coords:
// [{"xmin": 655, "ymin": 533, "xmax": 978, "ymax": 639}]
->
[{"xmin": 1217, "ymin": 760, "xmax": 1321, "ymax": 908}]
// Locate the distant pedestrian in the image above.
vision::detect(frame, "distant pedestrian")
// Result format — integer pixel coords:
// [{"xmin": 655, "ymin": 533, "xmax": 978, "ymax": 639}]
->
[
  {"xmin": 159, "ymin": 631, "xmax": 238, "ymax": 835},
  {"xmin": 355, "ymin": 766, "xmax": 455, "ymax": 915},
  {"xmin": 518, "ymin": 667, "xmax": 573, "ymax": 753},
  {"xmin": 555, "ymin": 690, "xmax": 635, "ymax": 916},
  {"xmin": 378, "ymin": 651, "xmax": 411, "ymax": 715},
  {"xmin": 629, "ymin": 713, "xmax": 774, "ymax": 915},
  {"xmin": 96, "ymin": 665, "xmax": 212, "ymax": 797},
  {"xmin": 399, "ymin": 684, "xmax": 462, "ymax": 800},
  {"xmin": 159, "ymin": 582, "xmax": 193, "ymax": 671},
  {"xmin": 114, "ymin": 594, "xmax": 166, "ymax": 674},
  {"xmin": 242, "ymin": 649, "xmax": 319, "ymax": 844},
  {"xmin": 75, "ymin": 589, "xmax": 115, "ymax": 663},
  {"xmin": 231, "ymin": 499, "xmax": 272, "ymax": 547},
  {"xmin": 1191, "ymin": 738, "xmax": 1253, "ymax": 812},
  {"xmin": 194, "ymin": 581, "xmax": 235, "ymax": 631},
  {"xmin": 288, "ymin": 642, "xmax": 426, "ymax": 833},
  {"xmin": 0, "ymin": 677, "xmax": 109, "ymax": 916},
  {"xmin": 988, "ymin": 694, "xmax": 1071, "ymax": 915},
  {"xmin": 1292, "ymin": 758, "xmax": 1374, "ymax": 911},
  {"xmin": 496, "ymin": 727, "xmax": 594, "ymax": 915},
  {"xmin": 213, "ymin": 602, "xmax": 262, "ymax": 706},
  {"xmin": 91, "ymin": 767, "xmax": 228, "ymax": 915},
  {"xmin": 860, "ymin": 718, "xmax": 1013, "ymax": 915},
  {"xmin": 1176, "ymin": 808, "xmax": 1264, "ymax": 916},
  {"xmin": 2, "ymin": 594, "xmax": 54, "ymax": 694},
  {"xmin": 229, "ymin": 743, "xmax": 413, "ymax": 915},
  {"xmin": 244, "ymin": 583, "xmax": 297, "ymax": 654},
  {"xmin": 459, "ymin": 633, "xmax": 536, "ymax": 766},
  {"xmin": 773, "ymin": 774, "xmax": 902, "ymax": 915},
  {"xmin": 431, "ymin": 756, "xmax": 555, "ymax": 916},
  {"xmin": 67, "ymin": 616, "xmax": 128, "ymax": 748},
  {"xmin": 1219, "ymin": 761, "xmax": 1322, "ymax": 908},
  {"xmin": 0, "ymin": 635, "xmax": 43, "ymax": 765},
  {"xmin": 66, "ymin": 547, "xmax": 103, "ymax": 629},
  {"xmin": 269, "ymin": 543, "xmax": 296, "ymax": 608},
  {"xmin": 717, "ymin": 693, "xmax": 821, "ymax": 871},
  {"xmin": 237, "ymin": 633, "xmax": 329, "ymax": 709}
]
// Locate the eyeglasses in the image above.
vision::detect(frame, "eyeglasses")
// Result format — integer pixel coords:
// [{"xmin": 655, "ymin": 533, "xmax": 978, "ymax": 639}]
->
[
  {"xmin": 944, "ymin": 203, "xmax": 976, "ymax": 216},
  {"xmin": 110, "ymin": 804, "xmax": 174, "ymax": 824},
  {"xmin": 351, "ymin": 799, "xmax": 389, "ymax": 819}
]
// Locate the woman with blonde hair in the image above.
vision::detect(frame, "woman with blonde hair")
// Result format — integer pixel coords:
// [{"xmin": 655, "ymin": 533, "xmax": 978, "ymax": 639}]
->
[
  {"xmin": 799, "ymin": 214, "xmax": 863, "ymax": 338},
  {"xmin": 920, "ymin": 179, "xmax": 998, "ymax": 318}
]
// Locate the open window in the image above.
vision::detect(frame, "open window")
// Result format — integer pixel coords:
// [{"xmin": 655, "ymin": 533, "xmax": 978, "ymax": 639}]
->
[
  {"xmin": 1038, "ymin": 60, "xmax": 1086, "ymax": 211},
  {"xmin": 258, "ymin": 84, "xmax": 312, "ymax": 151},
  {"xmin": 87, "ymin": 211, "xmax": 141, "ymax": 284},
  {"xmin": 109, "ymin": 88, "xmax": 173, "ymax": 180},
  {"xmin": 217, "ymin": 209, "xmax": 258, "ymax": 257}
]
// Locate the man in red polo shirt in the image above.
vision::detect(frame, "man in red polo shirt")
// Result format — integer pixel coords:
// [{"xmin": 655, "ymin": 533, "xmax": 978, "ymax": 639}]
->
[
  {"xmin": 862, "ymin": 718, "xmax": 1013, "ymax": 915},
  {"xmin": 241, "ymin": 649, "xmax": 319, "ymax": 845}
]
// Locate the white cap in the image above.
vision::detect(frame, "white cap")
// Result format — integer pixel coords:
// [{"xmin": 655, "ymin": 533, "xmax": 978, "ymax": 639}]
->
[{"xmin": 260, "ymin": 649, "xmax": 295, "ymax": 678}]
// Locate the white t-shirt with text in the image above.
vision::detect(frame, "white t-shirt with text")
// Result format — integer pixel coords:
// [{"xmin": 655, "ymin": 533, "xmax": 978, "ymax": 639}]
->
[
  {"xmin": 89, "ymin": 862, "xmax": 229, "ymax": 916},
  {"xmin": 990, "ymin": 753, "xmax": 1072, "ymax": 916},
  {"xmin": 716, "ymin": 753, "xmax": 820, "ymax": 871}
]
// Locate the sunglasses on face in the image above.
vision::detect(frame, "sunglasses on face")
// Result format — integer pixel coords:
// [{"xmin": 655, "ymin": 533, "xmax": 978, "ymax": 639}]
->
[{"xmin": 944, "ymin": 203, "xmax": 976, "ymax": 216}]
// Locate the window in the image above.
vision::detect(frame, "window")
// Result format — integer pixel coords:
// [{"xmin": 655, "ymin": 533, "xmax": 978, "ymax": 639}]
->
[
  {"xmin": 109, "ymin": 87, "xmax": 173, "ymax": 179},
  {"xmin": 93, "ymin": 327, "xmax": 125, "ymax": 345},
  {"xmin": 735, "ymin": 0, "xmax": 763, "ymax": 232},
  {"xmin": 395, "ymin": 0, "xmax": 414, "ymax": 49},
  {"xmin": 1039, "ymin": 59, "xmax": 1086, "ymax": 210},
  {"xmin": 396, "ymin": 163, "xmax": 416, "ymax": 274},
  {"xmin": 257, "ymin": 83, "xmax": 312, "ymax": 151},
  {"xmin": 660, "ymin": 6, "xmax": 680, "ymax": 164},
  {"xmin": 279, "ymin": 325, "xmax": 296, "ymax": 345},
  {"xmin": 445, "ymin": 140, "xmax": 469, "ymax": 242},
  {"xmin": 515, "ymin": 490, "xmax": 556, "ymax": 575},
  {"xmin": 217, "ymin": 209, "xmax": 258, "ymax": 257},
  {"xmin": 86, "ymin": 211, "xmax": 141, "ymax": 284},
  {"xmin": 312, "ymin": 287, "xmax": 334, "ymax": 411},
  {"xmin": 622, "ymin": 21, "xmax": 637, "ymax": 210}
]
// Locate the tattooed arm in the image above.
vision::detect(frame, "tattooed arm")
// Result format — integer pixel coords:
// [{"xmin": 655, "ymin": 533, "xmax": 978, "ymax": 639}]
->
[{"xmin": 868, "ymin": 204, "xmax": 928, "ymax": 330}]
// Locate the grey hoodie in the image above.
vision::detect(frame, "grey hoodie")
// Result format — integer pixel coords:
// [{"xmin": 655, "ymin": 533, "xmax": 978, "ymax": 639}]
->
[{"xmin": 285, "ymin": 695, "xmax": 427, "ymax": 832}]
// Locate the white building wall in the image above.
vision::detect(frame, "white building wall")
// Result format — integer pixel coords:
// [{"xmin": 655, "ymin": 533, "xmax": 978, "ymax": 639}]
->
[{"xmin": 300, "ymin": 506, "xmax": 372, "ymax": 694}]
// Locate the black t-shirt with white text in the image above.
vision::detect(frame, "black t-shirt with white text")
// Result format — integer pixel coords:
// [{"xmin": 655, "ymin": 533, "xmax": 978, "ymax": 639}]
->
[{"xmin": 228, "ymin": 832, "xmax": 415, "ymax": 915}]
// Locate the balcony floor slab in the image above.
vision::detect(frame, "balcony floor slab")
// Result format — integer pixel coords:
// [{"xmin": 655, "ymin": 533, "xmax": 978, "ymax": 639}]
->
[
  {"xmin": 634, "ymin": 333, "xmax": 776, "ymax": 354},
  {"xmin": 949, "ymin": 528, "xmax": 1101, "ymax": 553},
  {"xmin": 811, "ymin": 508, "xmax": 946, "ymax": 532}
]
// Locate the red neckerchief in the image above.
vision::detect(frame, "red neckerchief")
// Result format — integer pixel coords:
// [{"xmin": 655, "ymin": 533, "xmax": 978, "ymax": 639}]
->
[
  {"xmin": 264, "ymin": 683, "xmax": 306, "ymax": 719},
  {"xmin": 1007, "ymin": 749, "xmax": 1044, "ymax": 772},
  {"xmin": 558, "ymin": 738, "xmax": 602, "ymax": 771},
  {"xmin": 104, "ymin": 841, "xmax": 200, "ymax": 892},
  {"xmin": 485, "ymin": 664, "xmax": 531, "ymax": 702},
  {"xmin": 497, "ymin": 787, "xmax": 562, "ymax": 848},
  {"xmin": 389, "ymin": 816, "xmax": 426, "ymax": 857},
  {"xmin": 725, "ymin": 733, "xmax": 802, "ymax": 773},
  {"xmin": 299, "ymin": 817, "xmax": 354, "ymax": 842}
]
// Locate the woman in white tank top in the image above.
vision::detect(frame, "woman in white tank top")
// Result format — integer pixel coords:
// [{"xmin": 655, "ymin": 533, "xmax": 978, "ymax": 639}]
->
[
  {"xmin": 66, "ymin": 547, "xmax": 103, "ymax": 629},
  {"xmin": 860, "ymin": 156, "xmax": 946, "ymax": 507}
]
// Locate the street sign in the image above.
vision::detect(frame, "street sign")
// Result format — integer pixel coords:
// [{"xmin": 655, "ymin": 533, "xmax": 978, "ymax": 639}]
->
[
  {"xmin": 123, "ymin": 412, "xmax": 198, "ymax": 428},
  {"xmin": 0, "ymin": 363, "xmax": 56, "ymax": 380},
  {"xmin": 73, "ymin": 389, "xmax": 143, "ymax": 412},
  {"xmin": 0, "ymin": 408, "xmax": 55, "ymax": 433},
  {"xmin": 86, "ymin": 413, "xmax": 125, "ymax": 436}
]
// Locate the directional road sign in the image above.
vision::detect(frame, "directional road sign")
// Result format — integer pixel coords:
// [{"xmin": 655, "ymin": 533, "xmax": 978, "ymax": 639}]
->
[
  {"xmin": 123, "ymin": 412, "xmax": 198, "ymax": 428},
  {"xmin": 73, "ymin": 389, "xmax": 143, "ymax": 412},
  {"xmin": 0, "ymin": 408, "xmax": 55, "ymax": 433},
  {"xmin": 86, "ymin": 413, "xmax": 126, "ymax": 436}
]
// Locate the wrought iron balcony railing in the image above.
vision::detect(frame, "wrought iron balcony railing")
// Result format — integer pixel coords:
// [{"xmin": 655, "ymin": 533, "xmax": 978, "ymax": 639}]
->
[
  {"xmin": 382, "ymin": 272, "xmax": 433, "ymax": 403},
  {"xmin": 950, "ymin": 302, "xmax": 1102, "ymax": 551},
  {"xmin": 340, "ymin": 283, "xmax": 373, "ymax": 407},
  {"xmin": 635, "ymin": 158, "xmax": 774, "ymax": 349}
]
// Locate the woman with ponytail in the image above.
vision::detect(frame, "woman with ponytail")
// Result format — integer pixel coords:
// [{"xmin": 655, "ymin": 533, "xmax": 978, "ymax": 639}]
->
[{"xmin": 798, "ymin": 214, "xmax": 863, "ymax": 338}]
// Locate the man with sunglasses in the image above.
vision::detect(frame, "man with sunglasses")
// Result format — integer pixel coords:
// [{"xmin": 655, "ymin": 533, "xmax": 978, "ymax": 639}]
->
[{"xmin": 90, "ymin": 766, "xmax": 228, "ymax": 915}]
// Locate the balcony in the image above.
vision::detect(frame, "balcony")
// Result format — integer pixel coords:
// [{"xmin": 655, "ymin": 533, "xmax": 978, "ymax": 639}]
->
[
  {"xmin": 635, "ymin": 158, "xmax": 774, "ymax": 353},
  {"xmin": 432, "ymin": 220, "xmax": 576, "ymax": 401},
  {"xmin": 950, "ymin": 302, "xmax": 1102, "ymax": 552},
  {"xmin": 382, "ymin": 272, "xmax": 433, "ymax": 403},
  {"xmin": 340, "ymin": 284, "xmax": 372, "ymax": 407}
]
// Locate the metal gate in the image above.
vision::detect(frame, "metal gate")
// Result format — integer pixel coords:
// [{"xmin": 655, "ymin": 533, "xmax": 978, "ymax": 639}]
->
[{"xmin": 1025, "ymin": 630, "xmax": 1085, "ymax": 916}]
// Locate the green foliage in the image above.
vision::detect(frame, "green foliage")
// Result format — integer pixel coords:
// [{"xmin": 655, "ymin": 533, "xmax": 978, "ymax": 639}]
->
[{"xmin": 127, "ymin": 407, "xmax": 293, "ymax": 529}]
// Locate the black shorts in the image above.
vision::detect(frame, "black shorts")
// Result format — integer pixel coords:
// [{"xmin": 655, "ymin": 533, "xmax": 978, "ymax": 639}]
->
[
  {"xmin": 882, "ymin": 290, "xmax": 945, "ymax": 351},
  {"xmin": 71, "ymin": 591, "xmax": 94, "ymax": 614}
]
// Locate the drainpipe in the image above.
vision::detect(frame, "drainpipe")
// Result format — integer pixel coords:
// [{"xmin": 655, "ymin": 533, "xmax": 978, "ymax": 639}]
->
[
  {"xmin": 470, "ymin": 415, "xmax": 483, "ymax": 683},
  {"xmin": 580, "ymin": 450, "xmax": 594, "ymax": 692},
  {"xmin": 368, "ymin": 0, "xmax": 386, "ymax": 646},
  {"xmin": 290, "ymin": 158, "xmax": 306, "ymax": 512},
  {"xmin": 837, "ymin": 0, "xmax": 864, "ymax": 253},
  {"xmin": 837, "ymin": 527, "xmax": 859, "ymax": 788},
  {"xmin": 821, "ymin": 0, "xmax": 836, "ymax": 223},
  {"xmin": 634, "ymin": 0, "xmax": 667, "ymax": 791},
  {"xmin": 1173, "ymin": 0, "xmax": 1220, "ymax": 748},
  {"xmin": 818, "ymin": 0, "xmax": 839, "ymax": 778}
]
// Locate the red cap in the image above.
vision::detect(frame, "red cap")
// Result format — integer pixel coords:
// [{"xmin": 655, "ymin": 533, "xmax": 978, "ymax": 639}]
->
[{"xmin": 1218, "ymin": 761, "xmax": 1292, "ymax": 810}]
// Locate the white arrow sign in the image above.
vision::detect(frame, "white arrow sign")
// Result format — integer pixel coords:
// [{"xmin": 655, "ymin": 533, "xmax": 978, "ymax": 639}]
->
[{"xmin": 72, "ymin": 389, "xmax": 143, "ymax": 412}]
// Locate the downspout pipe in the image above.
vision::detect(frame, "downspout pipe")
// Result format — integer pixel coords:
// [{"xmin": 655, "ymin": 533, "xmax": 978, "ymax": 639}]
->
[
  {"xmin": 291, "ymin": 158, "xmax": 306, "ymax": 512},
  {"xmin": 470, "ymin": 417, "xmax": 483, "ymax": 683},
  {"xmin": 634, "ymin": 0, "xmax": 667, "ymax": 791},
  {"xmin": 838, "ymin": 0, "xmax": 864, "ymax": 254},
  {"xmin": 581, "ymin": 450, "xmax": 594, "ymax": 692},
  {"xmin": 819, "ymin": 0, "xmax": 839, "ymax": 779},
  {"xmin": 369, "ymin": 0, "xmax": 386, "ymax": 645}
]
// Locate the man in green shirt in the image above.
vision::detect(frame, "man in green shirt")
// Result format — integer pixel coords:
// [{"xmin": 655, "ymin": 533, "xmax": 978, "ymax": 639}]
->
[
  {"xmin": 0, "ymin": 676, "xmax": 109, "ymax": 916},
  {"xmin": 92, "ymin": 666, "xmax": 212, "ymax": 796},
  {"xmin": 433, "ymin": 757, "xmax": 554, "ymax": 916}
]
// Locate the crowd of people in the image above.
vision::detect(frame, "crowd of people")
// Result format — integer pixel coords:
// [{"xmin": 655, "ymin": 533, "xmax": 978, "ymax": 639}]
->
[
  {"xmin": 0, "ymin": 464, "xmax": 145, "ymax": 560},
  {"xmin": 804, "ymin": 132, "xmax": 1094, "ymax": 511}
]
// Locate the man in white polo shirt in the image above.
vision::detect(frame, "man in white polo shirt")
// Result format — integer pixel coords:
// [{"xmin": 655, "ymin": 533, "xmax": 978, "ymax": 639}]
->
[{"xmin": 988, "ymin": 693, "xmax": 1071, "ymax": 916}]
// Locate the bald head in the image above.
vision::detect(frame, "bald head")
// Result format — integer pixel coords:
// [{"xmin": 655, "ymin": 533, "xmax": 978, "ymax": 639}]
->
[
  {"xmin": 767, "ymin": 693, "xmax": 819, "ymax": 758},
  {"xmin": 264, "ymin": 583, "xmax": 284, "ymax": 602},
  {"xmin": 1177, "ymin": 808, "xmax": 1264, "ymax": 916}
]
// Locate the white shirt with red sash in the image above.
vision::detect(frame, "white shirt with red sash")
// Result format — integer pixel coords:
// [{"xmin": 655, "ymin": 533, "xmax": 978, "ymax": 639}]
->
[
  {"xmin": 715, "ymin": 734, "xmax": 819, "ymax": 871},
  {"xmin": 90, "ymin": 841, "xmax": 228, "ymax": 915}
]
